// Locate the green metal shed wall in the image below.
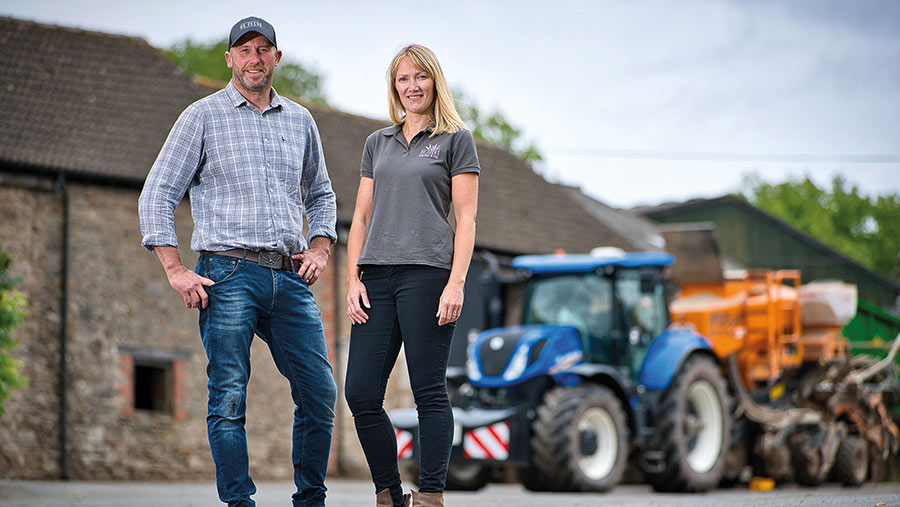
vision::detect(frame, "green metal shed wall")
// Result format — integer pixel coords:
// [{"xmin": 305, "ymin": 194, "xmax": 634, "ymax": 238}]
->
[{"xmin": 646, "ymin": 198, "xmax": 898, "ymax": 307}]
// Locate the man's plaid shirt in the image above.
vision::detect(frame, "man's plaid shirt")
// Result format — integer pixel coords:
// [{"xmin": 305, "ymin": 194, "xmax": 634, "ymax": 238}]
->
[{"xmin": 139, "ymin": 82, "xmax": 337, "ymax": 256}]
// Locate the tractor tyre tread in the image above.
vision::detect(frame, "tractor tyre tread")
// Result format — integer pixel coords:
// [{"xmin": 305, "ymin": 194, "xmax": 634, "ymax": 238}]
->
[
  {"xmin": 646, "ymin": 355, "xmax": 731, "ymax": 493},
  {"xmin": 529, "ymin": 385, "xmax": 629, "ymax": 492}
]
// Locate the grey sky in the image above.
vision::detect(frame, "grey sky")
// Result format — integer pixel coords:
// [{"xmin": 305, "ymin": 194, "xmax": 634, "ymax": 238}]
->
[{"xmin": 3, "ymin": 0, "xmax": 898, "ymax": 207}]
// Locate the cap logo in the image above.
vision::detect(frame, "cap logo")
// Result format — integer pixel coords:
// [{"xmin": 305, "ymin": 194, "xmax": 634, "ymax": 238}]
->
[{"xmin": 240, "ymin": 21, "xmax": 263, "ymax": 30}]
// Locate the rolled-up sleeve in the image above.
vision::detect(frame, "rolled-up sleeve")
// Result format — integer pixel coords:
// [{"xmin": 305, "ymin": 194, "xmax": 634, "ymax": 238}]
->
[
  {"xmin": 300, "ymin": 114, "xmax": 337, "ymax": 246},
  {"xmin": 138, "ymin": 105, "xmax": 205, "ymax": 251}
]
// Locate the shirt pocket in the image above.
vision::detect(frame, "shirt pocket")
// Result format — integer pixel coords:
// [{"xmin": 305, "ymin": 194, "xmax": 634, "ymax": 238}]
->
[{"xmin": 276, "ymin": 134, "xmax": 304, "ymax": 196}]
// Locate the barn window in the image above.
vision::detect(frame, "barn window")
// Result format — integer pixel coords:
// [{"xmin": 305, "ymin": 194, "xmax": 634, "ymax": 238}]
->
[
  {"xmin": 119, "ymin": 349, "xmax": 188, "ymax": 420},
  {"xmin": 133, "ymin": 361, "xmax": 172, "ymax": 413}
]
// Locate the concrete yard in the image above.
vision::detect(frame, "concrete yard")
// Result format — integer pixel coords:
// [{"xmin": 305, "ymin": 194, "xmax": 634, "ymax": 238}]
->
[{"xmin": 1, "ymin": 479, "xmax": 899, "ymax": 507}]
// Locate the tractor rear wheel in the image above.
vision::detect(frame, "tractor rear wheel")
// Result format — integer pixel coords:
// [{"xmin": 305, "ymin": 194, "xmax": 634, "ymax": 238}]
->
[
  {"xmin": 517, "ymin": 464, "xmax": 563, "ymax": 492},
  {"xmin": 527, "ymin": 385, "xmax": 629, "ymax": 492},
  {"xmin": 647, "ymin": 355, "xmax": 731, "ymax": 492},
  {"xmin": 832, "ymin": 435, "xmax": 868, "ymax": 486}
]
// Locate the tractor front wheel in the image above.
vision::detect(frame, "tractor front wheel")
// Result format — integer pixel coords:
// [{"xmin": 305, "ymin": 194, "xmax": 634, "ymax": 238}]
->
[
  {"xmin": 527, "ymin": 384, "xmax": 629, "ymax": 492},
  {"xmin": 445, "ymin": 462, "xmax": 491, "ymax": 491}
]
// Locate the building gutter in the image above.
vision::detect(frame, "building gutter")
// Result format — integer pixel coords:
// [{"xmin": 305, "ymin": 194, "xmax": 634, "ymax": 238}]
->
[
  {"xmin": 331, "ymin": 235, "xmax": 346, "ymax": 475},
  {"xmin": 55, "ymin": 171, "xmax": 70, "ymax": 480},
  {"xmin": 1, "ymin": 161, "xmax": 143, "ymax": 190}
]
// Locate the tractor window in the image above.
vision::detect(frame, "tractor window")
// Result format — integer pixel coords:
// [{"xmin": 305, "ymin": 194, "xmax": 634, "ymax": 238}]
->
[
  {"xmin": 524, "ymin": 274, "xmax": 612, "ymax": 341},
  {"xmin": 616, "ymin": 270, "xmax": 667, "ymax": 339}
]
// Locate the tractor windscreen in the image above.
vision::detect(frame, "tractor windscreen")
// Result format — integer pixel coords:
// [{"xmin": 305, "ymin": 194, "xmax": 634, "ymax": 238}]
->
[{"xmin": 523, "ymin": 273, "xmax": 613, "ymax": 341}]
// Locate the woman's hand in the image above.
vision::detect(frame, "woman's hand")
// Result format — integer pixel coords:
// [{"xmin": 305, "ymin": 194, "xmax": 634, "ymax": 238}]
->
[
  {"xmin": 436, "ymin": 281, "xmax": 464, "ymax": 326},
  {"xmin": 347, "ymin": 277, "xmax": 370, "ymax": 325}
]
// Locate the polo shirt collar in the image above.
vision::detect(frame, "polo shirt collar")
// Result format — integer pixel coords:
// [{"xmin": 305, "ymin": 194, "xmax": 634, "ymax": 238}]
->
[
  {"xmin": 382, "ymin": 124, "xmax": 402, "ymax": 136},
  {"xmin": 382, "ymin": 121, "xmax": 435, "ymax": 137}
]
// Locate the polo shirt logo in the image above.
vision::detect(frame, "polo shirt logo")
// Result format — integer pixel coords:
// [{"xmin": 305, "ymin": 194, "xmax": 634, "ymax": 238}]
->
[{"xmin": 419, "ymin": 144, "xmax": 441, "ymax": 159}]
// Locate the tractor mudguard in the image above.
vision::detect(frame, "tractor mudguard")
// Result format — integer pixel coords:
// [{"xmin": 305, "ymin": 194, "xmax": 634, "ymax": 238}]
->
[
  {"xmin": 639, "ymin": 328, "xmax": 713, "ymax": 390},
  {"xmin": 562, "ymin": 363, "xmax": 632, "ymax": 389}
]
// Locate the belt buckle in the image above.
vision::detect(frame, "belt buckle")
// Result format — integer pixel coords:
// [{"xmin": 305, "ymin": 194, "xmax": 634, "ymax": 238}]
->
[{"xmin": 258, "ymin": 251, "xmax": 283, "ymax": 269}]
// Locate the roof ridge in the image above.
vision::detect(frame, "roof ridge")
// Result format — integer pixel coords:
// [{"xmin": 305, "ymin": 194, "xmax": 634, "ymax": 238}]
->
[{"xmin": 1, "ymin": 15, "xmax": 154, "ymax": 45}]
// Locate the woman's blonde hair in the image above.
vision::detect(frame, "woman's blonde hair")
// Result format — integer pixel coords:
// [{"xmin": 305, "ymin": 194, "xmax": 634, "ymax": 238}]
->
[{"xmin": 387, "ymin": 44, "xmax": 466, "ymax": 135}]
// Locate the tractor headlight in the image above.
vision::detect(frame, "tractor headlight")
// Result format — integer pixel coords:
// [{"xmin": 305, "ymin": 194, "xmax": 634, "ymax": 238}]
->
[
  {"xmin": 467, "ymin": 354, "xmax": 482, "ymax": 381},
  {"xmin": 502, "ymin": 345, "xmax": 529, "ymax": 381}
]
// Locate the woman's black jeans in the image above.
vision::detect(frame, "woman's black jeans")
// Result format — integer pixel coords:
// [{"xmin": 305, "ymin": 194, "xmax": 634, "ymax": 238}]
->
[{"xmin": 345, "ymin": 265, "xmax": 455, "ymax": 498}]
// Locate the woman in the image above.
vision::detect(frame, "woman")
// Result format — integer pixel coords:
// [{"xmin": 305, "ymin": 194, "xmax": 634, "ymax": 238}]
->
[{"xmin": 345, "ymin": 44, "xmax": 480, "ymax": 507}]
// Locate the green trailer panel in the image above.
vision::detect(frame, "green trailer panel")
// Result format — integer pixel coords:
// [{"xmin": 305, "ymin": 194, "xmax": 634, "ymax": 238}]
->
[
  {"xmin": 843, "ymin": 299, "xmax": 900, "ymax": 362},
  {"xmin": 843, "ymin": 299, "xmax": 900, "ymax": 416}
]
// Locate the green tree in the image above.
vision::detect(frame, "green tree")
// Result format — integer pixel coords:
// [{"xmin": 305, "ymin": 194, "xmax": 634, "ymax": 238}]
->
[
  {"xmin": 453, "ymin": 88, "xmax": 543, "ymax": 166},
  {"xmin": 741, "ymin": 173, "xmax": 900, "ymax": 281},
  {"xmin": 869, "ymin": 193, "xmax": 900, "ymax": 280},
  {"xmin": 165, "ymin": 38, "xmax": 328, "ymax": 105},
  {"xmin": 0, "ymin": 244, "xmax": 27, "ymax": 415}
]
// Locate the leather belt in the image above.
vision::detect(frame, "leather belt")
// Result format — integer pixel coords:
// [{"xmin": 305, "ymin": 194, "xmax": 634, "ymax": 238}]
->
[{"xmin": 204, "ymin": 249, "xmax": 295, "ymax": 271}]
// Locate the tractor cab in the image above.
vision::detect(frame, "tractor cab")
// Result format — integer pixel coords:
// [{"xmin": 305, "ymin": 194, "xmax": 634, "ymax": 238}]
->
[
  {"xmin": 467, "ymin": 248, "xmax": 673, "ymax": 386},
  {"xmin": 521, "ymin": 250, "xmax": 671, "ymax": 371}
]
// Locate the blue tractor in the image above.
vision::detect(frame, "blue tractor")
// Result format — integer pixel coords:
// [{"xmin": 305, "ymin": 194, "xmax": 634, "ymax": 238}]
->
[{"xmin": 390, "ymin": 249, "xmax": 731, "ymax": 492}]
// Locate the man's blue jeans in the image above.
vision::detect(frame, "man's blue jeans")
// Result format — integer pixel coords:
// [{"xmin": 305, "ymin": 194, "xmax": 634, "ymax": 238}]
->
[{"xmin": 196, "ymin": 253, "xmax": 337, "ymax": 507}]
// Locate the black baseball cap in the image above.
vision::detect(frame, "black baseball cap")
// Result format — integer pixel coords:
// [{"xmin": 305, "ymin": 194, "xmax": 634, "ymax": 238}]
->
[{"xmin": 229, "ymin": 16, "xmax": 277, "ymax": 48}]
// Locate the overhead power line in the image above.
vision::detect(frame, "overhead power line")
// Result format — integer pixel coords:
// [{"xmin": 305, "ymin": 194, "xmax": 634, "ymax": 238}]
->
[{"xmin": 552, "ymin": 148, "xmax": 900, "ymax": 164}]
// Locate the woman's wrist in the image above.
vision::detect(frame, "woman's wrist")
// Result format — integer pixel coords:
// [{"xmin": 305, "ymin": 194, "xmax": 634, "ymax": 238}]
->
[{"xmin": 447, "ymin": 276, "xmax": 466, "ymax": 287}]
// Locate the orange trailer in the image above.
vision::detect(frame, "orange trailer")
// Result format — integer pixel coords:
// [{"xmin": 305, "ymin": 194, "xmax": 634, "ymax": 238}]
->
[{"xmin": 670, "ymin": 269, "xmax": 849, "ymax": 389}]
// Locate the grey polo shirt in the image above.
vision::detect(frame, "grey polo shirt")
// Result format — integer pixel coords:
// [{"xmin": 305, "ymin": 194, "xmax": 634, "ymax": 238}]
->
[{"xmin": 358, "ymin": 124, "xmax": 480, "ymax": 269}]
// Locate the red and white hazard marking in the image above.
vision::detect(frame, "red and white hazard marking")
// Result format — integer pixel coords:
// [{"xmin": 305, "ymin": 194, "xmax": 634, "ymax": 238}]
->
[
  {"xmin": 462, "ymin": 421, "xmax": 510, "ymax": 460},
  {"xmin": 395, "ymin": 428, "xmax": 414, "ymax": 459}
]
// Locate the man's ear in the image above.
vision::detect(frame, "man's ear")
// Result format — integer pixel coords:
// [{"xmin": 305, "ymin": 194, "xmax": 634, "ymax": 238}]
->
[
  {"xmin": 274, "ymin": 49, "xmax": 282, "ymax": 67},
  {"xmin": 225, "ymin": 50, "xmax": 233, "ymax": 69}
]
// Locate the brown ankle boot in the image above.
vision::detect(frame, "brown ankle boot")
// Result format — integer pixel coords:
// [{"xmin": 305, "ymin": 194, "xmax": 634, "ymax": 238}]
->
[
  {"xmin": 376, "ymin": 488, "xmax": 411, "ymax": 507},
  {"xmin": 376, "ymin": 488, "xmax": 393, "ymax": 507},
  {"xmin": 411, "ymin": 490, "xmax": 443, "ymax": 507}
]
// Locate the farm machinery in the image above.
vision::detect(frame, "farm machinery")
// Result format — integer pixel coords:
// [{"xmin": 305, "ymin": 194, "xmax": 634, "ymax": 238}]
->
[{"xmin": 389, "ymin": 247, "xmax": 900, "ymax": 492}]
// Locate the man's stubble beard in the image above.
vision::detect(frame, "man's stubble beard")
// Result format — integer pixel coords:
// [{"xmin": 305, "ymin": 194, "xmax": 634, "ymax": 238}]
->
[{"xmin": 234, "ymin": 67, "xmax": 274, "ymax": 93}]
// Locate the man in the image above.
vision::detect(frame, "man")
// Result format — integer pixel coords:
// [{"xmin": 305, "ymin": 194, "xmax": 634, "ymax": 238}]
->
[{"xmin": 138, "ymin": 16, "xmax": 337, "ymax": 507}]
